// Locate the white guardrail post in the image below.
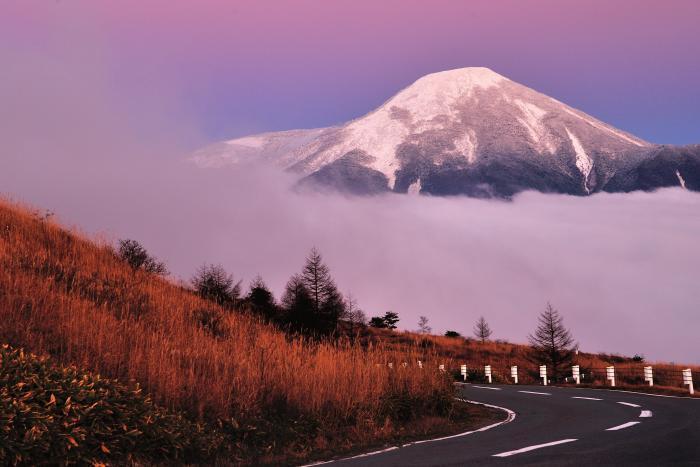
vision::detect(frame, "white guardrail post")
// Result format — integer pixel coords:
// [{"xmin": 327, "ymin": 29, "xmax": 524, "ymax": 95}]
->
[
  {"xmin": 682, "ymin": 369, "xmax": 694, "ymax": 395},
  {"xmin": 539, "ymin": 365, "xmax": 547, "ymax": 386},
  {"xmin": 511, "ymin": 365, "xmax": 518, "ymax": 384},
  {"xmin": 460, "ymin": 364, "xmax": 467, "ymax": 381},
  {"xmin": 485, "ymin": 365, "xmax": 492, "ymax": 383},
  {"xmin": 572, "ymin": 365, "xmax": 580, "ymax": 384},
  {"xmin": 644, "ymin": 366, "xmax": 653, "ymax": 386},
  {"xmin": 606, "ymin": 366, "xmax": 616, "ymax": 387}
]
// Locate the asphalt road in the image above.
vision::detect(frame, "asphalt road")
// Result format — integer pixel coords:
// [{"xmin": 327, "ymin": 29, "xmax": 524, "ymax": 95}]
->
[{"xmin": 319, "ymin": 384, "xmax": 700, "ymax": 466}]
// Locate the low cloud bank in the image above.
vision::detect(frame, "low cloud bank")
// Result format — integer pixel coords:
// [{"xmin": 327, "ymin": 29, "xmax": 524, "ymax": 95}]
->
[{"xmin": 3, "ymin": 160, "xmax": 699, "ymax": 363}]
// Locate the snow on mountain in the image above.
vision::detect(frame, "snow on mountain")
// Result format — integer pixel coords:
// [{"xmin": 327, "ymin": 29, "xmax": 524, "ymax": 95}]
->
[{"xmin": 192, "ymin": 67, "xmax": 698, "ymax": 197}]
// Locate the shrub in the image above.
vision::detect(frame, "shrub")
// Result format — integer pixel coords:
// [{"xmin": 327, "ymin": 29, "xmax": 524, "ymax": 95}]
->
[
  {"xmin": 0, "ymin": 345, "xmax": 219, "ymax": 466},
  {"xmin": 117, "ymin": 239, "xmax": 167, "ymax": 276}
]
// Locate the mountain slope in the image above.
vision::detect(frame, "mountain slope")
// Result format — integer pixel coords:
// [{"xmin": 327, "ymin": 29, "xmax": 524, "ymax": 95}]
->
[{"xmin": 193, "ymin": 67, "xmax": 698, "ymax": 197}]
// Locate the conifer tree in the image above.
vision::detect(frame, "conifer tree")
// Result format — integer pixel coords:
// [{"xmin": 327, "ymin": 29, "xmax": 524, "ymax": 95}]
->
[
  {"xmin": 473, "ymin": 316, "xmax": 493, "ymax": 343},
  {"xmin": 528, "ymin": 302, "xmax": 576, "ymax": 381},
  {"xmin": 281, "ymin": 248, "xmax": 345, "ymax": 336},
  {"xmin": 417, "ymin": 316, "xmax": 431, "ymax": 334},
  {"xmin": 246, "ymin": 276, "xmax": 278, "ymax": 322}
]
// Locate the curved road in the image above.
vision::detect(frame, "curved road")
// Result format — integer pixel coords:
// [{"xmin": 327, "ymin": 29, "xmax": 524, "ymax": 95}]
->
[{"xmin": 323, "ymin": 384, "xmax": 700, "ymax": 466}]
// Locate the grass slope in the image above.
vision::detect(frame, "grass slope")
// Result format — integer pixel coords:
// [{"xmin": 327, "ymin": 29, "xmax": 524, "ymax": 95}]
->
[{"xmin": 0, "ymin": 199, "xmax": 480, "ymax": 464}]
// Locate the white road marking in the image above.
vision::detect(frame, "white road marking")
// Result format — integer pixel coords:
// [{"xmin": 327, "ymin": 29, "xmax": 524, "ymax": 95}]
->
[
  {"xmin": 572, "ymin": 396, "xmax": 602, "ymax": 401},
  {"xmin": 617, "ymin": 402, "xmax": 641, "ymax": 408},
  {"xmin": 472, "ymin": 385, "xmax": 502, "ymax": 390},
  {"xmin": 301, "ymin": 447, "xmax": 399, "ymax": 466},
  {"xmin": 571, "ymin": 387, "xmax": 700, "ymax": 400},
  {"xmin": 639, "ymin": 410, "xmax": 653, "ymax": 418},
  {"xmin": 518, "ymin": 390, "xmax": 551, "ymax": 396},
  {"xmin": 606, "ymin": 421, "xmax": 641, "ymax": 431},
  {"xmin": 408, "ymin": 399, "xmax": 515, "ymax": 445},
  {"xmin": 304, "ymin": 395, "xmax": 517, "ymax": 465},
  {"xmin": 493, "ymin": 439, "xmax": 578, "ymax": 458}
]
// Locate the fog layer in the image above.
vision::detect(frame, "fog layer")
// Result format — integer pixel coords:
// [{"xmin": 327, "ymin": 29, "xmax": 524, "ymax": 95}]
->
[{"xmin": 2, "ymin": 157, "xmax": 699, "ymax": 363}]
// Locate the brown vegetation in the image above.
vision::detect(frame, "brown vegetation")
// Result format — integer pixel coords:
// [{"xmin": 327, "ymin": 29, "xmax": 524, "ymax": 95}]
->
[
  {"xmin": 0, "ymin": 198, "xmax": 475, "ymax": 464},
  {"xmin": 361, "ymin": 328, "xmax": 699, "ymax": 396}
]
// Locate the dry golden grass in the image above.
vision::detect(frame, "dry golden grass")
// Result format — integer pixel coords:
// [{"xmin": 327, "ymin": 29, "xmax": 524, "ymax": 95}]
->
[
  {"xmin": 0, "ymin": 199, "xmax": 460, "ymax": 463},
  {"xmin": 363, "ymin": 328, "xmax": 699, "ymax": 393}
]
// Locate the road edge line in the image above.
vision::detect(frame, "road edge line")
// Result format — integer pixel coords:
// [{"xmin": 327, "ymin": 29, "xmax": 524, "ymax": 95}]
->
[{"xmin": 299, "ymin": 392, "xmax": 516, "ymax": 466}]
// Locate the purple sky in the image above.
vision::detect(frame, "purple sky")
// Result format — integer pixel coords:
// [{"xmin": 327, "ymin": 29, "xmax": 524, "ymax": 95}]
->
[
  {"xmin": 3, "ymin": 1, "xmax": 700, "ymax": 145},
  {"xmin": 2, "ymin": 2, "xmax": 700, "ymax": 363}
]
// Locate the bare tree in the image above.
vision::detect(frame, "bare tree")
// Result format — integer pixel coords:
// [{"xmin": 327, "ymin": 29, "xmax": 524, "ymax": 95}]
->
[
  {"xmin": 528, "ymin": 302, "xmax": 576, "ymax": 381},
  {"xmin": 473, "ymin": 316, "xmax": 492, "ymax": 343},
  {"xmin": 417, "ymin": 316, "xmax": 431, "ymax": 334},
  {"xmin": 191, "ymin": 264, "xmax": 241, "ymax": 309},
  {"xmin": 344, "ymin": 293, "xmax": 367, "ymax": 326}
]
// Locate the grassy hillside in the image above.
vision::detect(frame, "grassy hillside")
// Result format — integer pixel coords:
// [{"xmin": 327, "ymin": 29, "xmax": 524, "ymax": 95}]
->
[
  {"xmin": 362, "ymin": 329, "xmax": 699, "ymax": 396},
  {"xmin": 0, "ymin": 199, "xmax": 486, "ymax": 464}
]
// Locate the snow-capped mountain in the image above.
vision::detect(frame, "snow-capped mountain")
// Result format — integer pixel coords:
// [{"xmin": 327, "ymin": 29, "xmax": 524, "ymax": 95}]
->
[{"xmin": 192, "ymin": 67, "xmax": 699, "ymax": 197}]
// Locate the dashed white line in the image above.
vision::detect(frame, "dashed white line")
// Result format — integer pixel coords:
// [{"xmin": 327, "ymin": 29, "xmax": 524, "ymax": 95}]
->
[
  {"xmin": 606, "ymin": 421, "xmax": 641, "ymax": 431},
  {"xmin": 572, "ymin": 396, "xmax": 603, "ymax": 401},
  {"xmin": 472, "ymin": 385, "xmax": 502, "ymax": 390},
  {"xmin": 639, "ymin": 410, "xmax": 653, "ymax": 418},
  {"xmin": 617, "ymin": 402, "xmax": 641, "ymax": 408},
  {"xmin": 518, "ymin": 390, "xmax": 551, "ymax": 396},
  {"xmin": 493, "ymin": 439, "xmax": 578, "ymax": 458}
]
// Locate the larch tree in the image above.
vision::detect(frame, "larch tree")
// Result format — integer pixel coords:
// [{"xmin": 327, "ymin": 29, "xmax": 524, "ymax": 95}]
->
[
  {"xmin": 417, "ymin": 316, "xmax": 431, "ymax": 334},
  {"xmin": 528, "ymin": 302, "xmax": 576, "ymax": 381},
  {"xmin": 473, "ymin": 316, "xmax": 492, "ymax": 343},
  {"xmin": 281, "ymin": 273, "xmax": 315, "ymax": 332},
  {"xmin": 344, "ymin": 293, "xmax": 367, "ymax": 326},
  {"xmin": 191, "ymin": 264, "xmax": 241, "ymax": 309},
  {"xmin": 285, "ymin": 248, "xmax": 345, "ymax": 336}
]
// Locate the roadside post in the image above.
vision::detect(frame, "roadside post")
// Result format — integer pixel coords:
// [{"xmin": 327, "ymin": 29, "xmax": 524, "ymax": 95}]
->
[
  {"xmin": 644, "ymin": 366, "xmax": 653, "ymax": 386},
  {"xmin": 485, "ymin": 365, "xmax": 492, "ymax": 384},
  {"xmin": 460, "ymin": 364, "xmax": 467, "ymax": 381},
  {"xmin": 511, "ymin": 366, "xmax": 518, "ymax": 384},
  {"xmin": 682, "ymin": 369, "xmax": 694, "ymax": 395},
  {"xmin": 539, "ymin": 365, "xmax": 547, "ymax": 386},
  {"xmin": 572, "ymin": 365, "xmax": 580, "ymax": 385},
  {"xmin": 606, "ymin": 366, "xmax": 616, "ymax": 387}
]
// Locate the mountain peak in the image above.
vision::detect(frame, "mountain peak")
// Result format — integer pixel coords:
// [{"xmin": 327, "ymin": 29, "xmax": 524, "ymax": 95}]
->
[
  {"xmin": 416, "ymin": 66, "xmax": 507, "ymax": 86},
  {"xmin": 386, "ymin": 67, "xmax": 507, "ymax": 115},
  {"xmin": 190, "ymin": 67, "xmax": 696, "ymax": 198}
]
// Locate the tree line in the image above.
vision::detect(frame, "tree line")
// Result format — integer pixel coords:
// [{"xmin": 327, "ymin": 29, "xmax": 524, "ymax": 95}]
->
[
  {"xmin": 117, "ymin": 240, "xmax": 392, "ymax": 338},
  {"xmin": 117, "ymin": 239, "xmax": 578, "ymax": 376}
]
